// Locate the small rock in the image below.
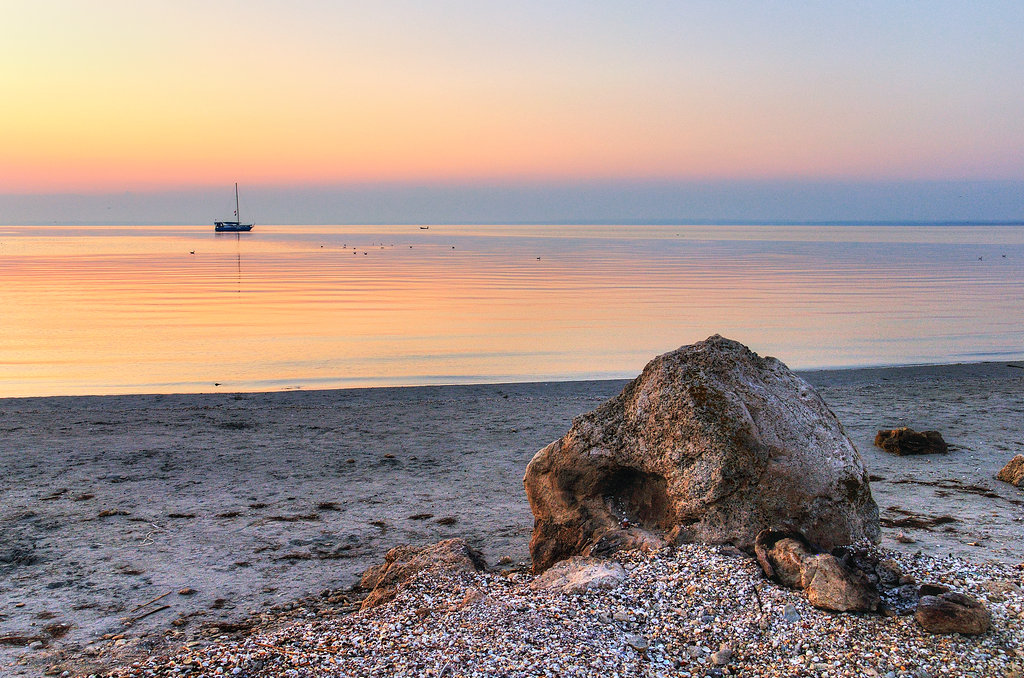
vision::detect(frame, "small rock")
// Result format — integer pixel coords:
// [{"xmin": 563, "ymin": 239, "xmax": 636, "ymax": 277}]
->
[
  {"xmin": 916, "ymin": 592, "xmax": 991, "ymax": 635},
  {"xmin": 802, "ymin": 553, "xmax": 880, "ymax": 612},
  {"xmin": 459, "ymin": 587, "xmax": 486, "ymax": 608},
  {"xmin": 625, "ymin": 634, "xmax": 649, "ymax": 651},
  {"xmin": 178, "ymin": 588, "xmax": 197, "ymax": 595},
  {"xmin": 530, "ymin": 556, "xmax": 626, "ymax": 594},
  {"xmin": 874, "ymin": 428, "xmax": 948, "ymax": 455},
  {"xmin": 782, "ymin": 603, "xmax": 800, "ymax": 622},
  {"xmin": 996, "ymin": 454, "xmax": 1024, "ymax": 487}
]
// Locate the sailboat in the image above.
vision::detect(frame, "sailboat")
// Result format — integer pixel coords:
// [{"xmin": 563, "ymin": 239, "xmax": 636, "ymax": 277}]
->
[{"xmin": 214, "ymin": 183, "xmax": 254, "ymax": 232}]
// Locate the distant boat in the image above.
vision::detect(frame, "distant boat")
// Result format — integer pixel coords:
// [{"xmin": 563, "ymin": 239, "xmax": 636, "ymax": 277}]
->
[
  {"xmin": 419, "ymin": 226, "xmax": 429, "ymax": 229},
  {"xmin": 214, "ymin": 183, "xmax": 254, "ymax": 232}
]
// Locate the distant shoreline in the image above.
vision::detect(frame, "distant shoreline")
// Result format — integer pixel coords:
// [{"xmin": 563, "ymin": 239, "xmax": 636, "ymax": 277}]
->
[
  {"xmin": 5, "ymin": 219, "xmax": 1024, "ymax": 227},
  {"xmin": 3, "ymin": 358, "xmax": 1023, "ymax": 402}
]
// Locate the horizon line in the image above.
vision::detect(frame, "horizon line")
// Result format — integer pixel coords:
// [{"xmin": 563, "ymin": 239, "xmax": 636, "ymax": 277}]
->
[{"xmin": 4, "ymin": 219, "xmax": 1023, "ymax": 227}]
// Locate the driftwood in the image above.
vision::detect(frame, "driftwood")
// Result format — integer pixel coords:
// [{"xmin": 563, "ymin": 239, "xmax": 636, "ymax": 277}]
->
[{"xmin": 122, "ymin": 604, "xmax": 171, "ymax": 625}]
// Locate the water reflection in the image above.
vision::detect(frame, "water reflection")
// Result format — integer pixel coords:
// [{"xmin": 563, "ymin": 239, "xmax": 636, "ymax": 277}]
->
[
  {"xmin": 211, "ymin": 231, "xmax": 245, "ymax": 293},
  {"xmin": 1, "ymin": 224, "xmax": 1022, "ymax": 397}
]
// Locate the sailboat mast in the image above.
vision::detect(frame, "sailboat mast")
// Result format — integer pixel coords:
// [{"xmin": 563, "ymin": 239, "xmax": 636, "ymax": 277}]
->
[{"xmin": 234, "ymin": 183, "xmax": 240, "ymax": 222}]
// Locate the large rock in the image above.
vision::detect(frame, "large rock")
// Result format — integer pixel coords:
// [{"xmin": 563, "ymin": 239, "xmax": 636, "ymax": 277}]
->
[
  {"xmin": 359, "ymin": 538, "xmax": 486, "ymax": 609},
  {"xmin": 996, "ymin": 454, "xmax": 1024, "ymax": 487},
  {"xmin": 874, "ymin": 428, "xmax": 948, "ymax": 455},
  {"xmin": 524, "ymin": 336, "xmax": 880, "ymax": 573}
]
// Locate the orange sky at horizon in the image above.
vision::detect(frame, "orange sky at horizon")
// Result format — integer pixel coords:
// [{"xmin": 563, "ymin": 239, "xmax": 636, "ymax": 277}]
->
[{"xmin": 3, "ymin": 2, "xmax": 1023, "ymax": 194}]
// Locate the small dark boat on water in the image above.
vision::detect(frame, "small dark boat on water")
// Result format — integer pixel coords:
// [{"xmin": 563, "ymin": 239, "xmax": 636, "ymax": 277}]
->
[{"xmin": 214, "ymin": 183, "xmax": 254, "ymax": 232}]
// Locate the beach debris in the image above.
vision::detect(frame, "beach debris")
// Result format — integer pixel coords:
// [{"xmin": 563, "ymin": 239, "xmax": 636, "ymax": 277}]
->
[
  {"xmin": 42, "ymin": 622, "xmax": 70, "ymax": 639},
  {"xmin": 115, "ymin": 564, "xmax": 144, "ymax": 575},
  {"xmin": 916, "ymin": 591, "xmax": 991, "ymax": 634},
  {"xmin": 524, "ymin": 335, "xmax": 879, "ymax": 573},
  {"xmin": 529, "ymin": 556, "xmax": 626, "ymax": 594},
  {"xmin": 266, "ymin": 513, "xmax": 320, "ymax": 522},
  {"xmin": 408, "ymin": 513, "xmax": 434, "ymax": 520},
  {"xmin": 178, "ymin": 588, "xmax": 197, "ymax": 596},
  {"xmin": 121, "ymin": 604, "xmax": 171, "ymax": 626},
  {"xmin": 890, "ymin": 476, "xmax": 1000, "ymax": 498},
  {"xmin": 435, "ymin": 516, "xmax": 458, "ymax": 525},
  {"xmin": 0, "ymin": 633, "xmax": 46, "ymax": 647},
  {"xmin": 127, "ymin": 590, "xmax": 173, "ymax": 614},
  {"xmin": 880, "ymin": 507, "xmax": 958, "ymax": 530},
  {"xmin": 996, "ymin": 454, "xmax": 1024, "ymax": 487},
  {"xmin": 874, "ymin": 427, "xmax": 948, "ymax": 455},
  {"xmin": 359, "ymin": 538, "xmax": 487, "ymax": 610}
]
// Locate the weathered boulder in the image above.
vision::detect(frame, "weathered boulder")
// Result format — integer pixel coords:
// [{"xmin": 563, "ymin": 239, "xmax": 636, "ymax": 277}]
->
[
  {"xmin": 530, "ymin": 556, "xmax": 626, "ymax": 594},
  {"xmin": 524, "ymin": 335, "xmax": 880, "ymax": 572},
  {"xmin": 359, "ymin": 538, "xmax": 486, "ymax": 609},
  {"xmin": 916, "ymin": 592, "xmax": 991, "ymax": 635},
  {"xmin": 996, "ymin": 454, "xmax": 1024, "ymax": 487},
  {"xmin": 874, "ymin": 428, "xmax": 948, "ymax": 455}
]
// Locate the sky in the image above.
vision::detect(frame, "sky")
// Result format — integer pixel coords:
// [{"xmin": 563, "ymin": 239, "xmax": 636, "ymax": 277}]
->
[{"xmin": 2, "ymin": 1, "xmax": 1024, "ymax": 223}]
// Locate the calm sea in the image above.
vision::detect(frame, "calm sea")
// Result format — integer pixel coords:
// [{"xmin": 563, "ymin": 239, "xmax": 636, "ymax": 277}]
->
[{"xmin": 1, "ymin": 224, "xmax": 1022, "ymax": 397}]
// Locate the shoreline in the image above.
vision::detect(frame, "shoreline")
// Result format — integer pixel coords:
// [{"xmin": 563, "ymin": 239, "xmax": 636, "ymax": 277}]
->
[
  {"xmin": 2, "ymin": 360, "xmax": 1022, "ymax": 675},
  {"xmin": 4, "ymin": 358, "xmax": 1023, "ymax": 403}
]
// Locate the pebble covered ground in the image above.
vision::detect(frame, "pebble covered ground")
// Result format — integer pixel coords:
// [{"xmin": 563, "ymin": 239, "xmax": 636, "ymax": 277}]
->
[{"xmin": 66, "ymin": 544, "xmax": 1024, "ymax": 678}]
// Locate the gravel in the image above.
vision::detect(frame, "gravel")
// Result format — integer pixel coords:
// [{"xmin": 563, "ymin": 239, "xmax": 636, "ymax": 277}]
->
[{"xmin": 79, "ymin": 543, "xmax": 1024, "ymax": 678}]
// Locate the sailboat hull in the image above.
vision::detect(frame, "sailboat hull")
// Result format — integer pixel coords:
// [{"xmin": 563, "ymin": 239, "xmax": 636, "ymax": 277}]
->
[{"xmin": 214, "ymin": 222, "xmax": 254, "ymax": 232}]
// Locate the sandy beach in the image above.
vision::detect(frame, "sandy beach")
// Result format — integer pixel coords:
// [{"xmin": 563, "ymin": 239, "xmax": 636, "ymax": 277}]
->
[{"xmin": 1, "ymin": 361, "xmax": 1022, "ymax": 676}]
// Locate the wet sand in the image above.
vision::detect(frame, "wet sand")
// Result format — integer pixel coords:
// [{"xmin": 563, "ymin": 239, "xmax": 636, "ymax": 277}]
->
[{"xmin": 1, "ymin": 361, "xmax": 1022, "ymax": 675}]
